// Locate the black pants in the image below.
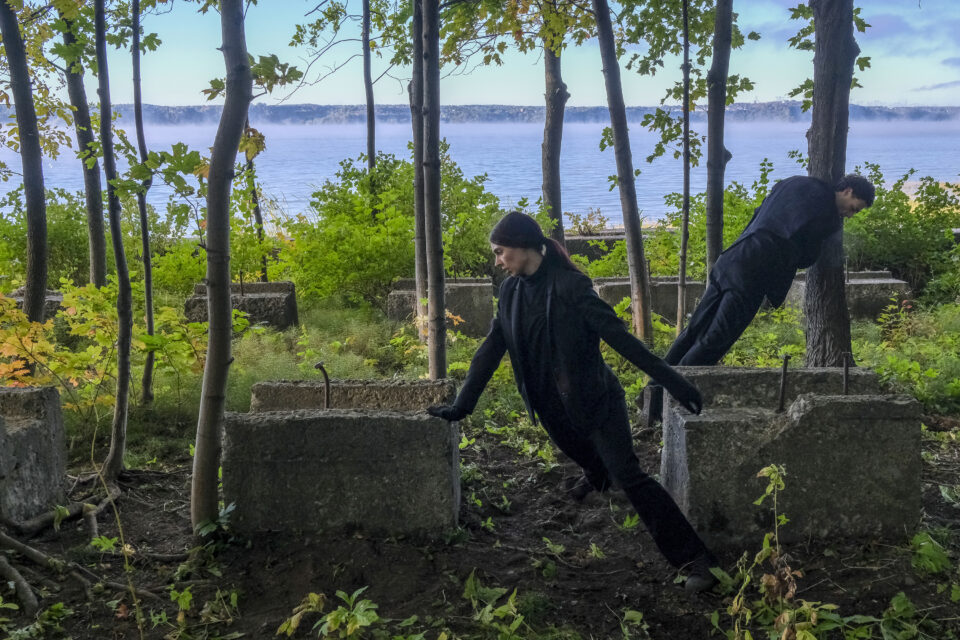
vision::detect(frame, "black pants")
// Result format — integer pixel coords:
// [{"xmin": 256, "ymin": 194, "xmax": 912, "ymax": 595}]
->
[
  {"xmin": 665, "ymin": 278, "xmax": 766, "ymax": 366},
  {"xmin": 536, "ymin": 392, "xmax": 713, "ymax": 568}
]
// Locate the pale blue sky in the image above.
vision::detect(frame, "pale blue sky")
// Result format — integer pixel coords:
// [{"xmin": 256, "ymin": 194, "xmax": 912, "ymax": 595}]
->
[{"xmin": 95, "ymin": 0, "xmax": 960, "ymax": 107}]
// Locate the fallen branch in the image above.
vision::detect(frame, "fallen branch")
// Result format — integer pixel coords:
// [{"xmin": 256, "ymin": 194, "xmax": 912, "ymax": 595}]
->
[
  {"xmin": 83, "ymin": 503, "xmax": 99, "ymax": 541},
  {"xmin": 100, "ymin": 581, "xmax": 163, "ymax": 602},
  {"xmin": 0, "ymin": 554, "xmax": 39, "ymax": 616},
  {"xmin": 90, "ymin": 483, "xmax": 123, "ymax": 518},
  {"xmin": 10, "ymin": 502, "xmax": 87, "ymax": 536},
  {"xmin": 0, "ymin": 529, "xmax": 64, "ymax": 570}
]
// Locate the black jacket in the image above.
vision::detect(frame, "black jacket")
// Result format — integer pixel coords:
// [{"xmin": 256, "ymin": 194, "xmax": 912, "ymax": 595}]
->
[
  {"xmin": 714, "ymin": 175, "xmax": 840, "ymax": 306},
  {"xmin": 453, "ymin": 263, "xmax": 696, "ymax": 433}
]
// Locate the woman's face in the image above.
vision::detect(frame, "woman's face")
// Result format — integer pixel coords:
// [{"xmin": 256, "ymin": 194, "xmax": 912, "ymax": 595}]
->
[{"xmin": 491, "ymin": 243, "xmax": 538, "ymax": 277}]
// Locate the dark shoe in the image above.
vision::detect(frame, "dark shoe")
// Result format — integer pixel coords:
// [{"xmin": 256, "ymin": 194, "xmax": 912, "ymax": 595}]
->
[
  {"xmin": 684, "ymin": 554, "xmax": 719, "ymax": 594},
  {"xmin": 564, "ymin": 472, "xmax": 610, "ymax": 502},
  {"xmin": 566, "ymin": 476, "xmax": 595, "ymax": 502}
]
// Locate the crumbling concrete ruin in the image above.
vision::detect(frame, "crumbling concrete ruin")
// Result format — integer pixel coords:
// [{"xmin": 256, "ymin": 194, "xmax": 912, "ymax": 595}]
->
[
  {"xmin": 786, "ymin": 270, "xmax": 911, "ymax": 319},
  {"xmin": 185, "ymin": 281, "xmax": 299, "ymax": 330},
  {"xmin": 0, "ymin": 387, "xmax": 65, "ymax": 523},
  {"xmin": 564, "ymin": 232, "xmax": 625, "ymax": 262},
  {"xmin": 657, "ymin": 367, "xmax": 921, "ymax": 548},
  {"xmin": 594, "ymin": 277, "xmax": 706, "ymax": 320},
  {"xmin": 386, "ymin": 278, "xmax": 494, "ymax": 337},
  {"xmin": 224, "ymin": 380, "xmax": 460, "ymax": 536}
]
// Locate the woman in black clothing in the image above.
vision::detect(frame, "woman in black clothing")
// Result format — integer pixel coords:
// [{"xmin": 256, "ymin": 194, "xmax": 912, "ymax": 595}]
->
[{"xmin": 427, "ymin": 212, "xmax": 718, "ymax": 592}]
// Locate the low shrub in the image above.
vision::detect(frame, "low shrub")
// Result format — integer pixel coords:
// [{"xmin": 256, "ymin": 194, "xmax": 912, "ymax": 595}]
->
[{"xmin": 844, "ymin": 164, "xmax": 960, "ymax": 297}]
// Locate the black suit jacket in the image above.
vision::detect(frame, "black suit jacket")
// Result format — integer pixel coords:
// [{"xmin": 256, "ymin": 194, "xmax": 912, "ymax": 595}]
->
[
  {"xmin": 453, "ymin": 264, "xmax": 691, "ymax": 433},
  {"xmin": 714, "ymin": 175, "xmax": 840, "ymax": 306}
]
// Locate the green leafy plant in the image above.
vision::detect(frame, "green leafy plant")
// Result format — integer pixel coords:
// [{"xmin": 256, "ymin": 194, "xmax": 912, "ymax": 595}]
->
[
  {"xmin": 275, "ymin": 145, "xmax": 506, "ymax": 310},
  {"xmin": 317, "ymin": 587, "xmax": 380, "ymax": 638},
  {"xmin": 910, "ymin": 531, "xmax": 952, "ymax": 575},
  {"xmin": 566, "ymin": 208, "xmax": 609, "ymax": 235},
  {"xmin": 845, "ymin": 165, "xmax": 960, "ymax": 297},
  {"xmin": 0, "ymin": 595, "xmax": 18, "ymax": 631}
]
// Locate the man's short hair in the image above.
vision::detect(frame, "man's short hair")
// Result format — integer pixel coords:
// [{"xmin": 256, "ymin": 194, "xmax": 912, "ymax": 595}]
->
[{"xmin": 835, "ymin": 174, "xmax": 875, "ymax": 207}]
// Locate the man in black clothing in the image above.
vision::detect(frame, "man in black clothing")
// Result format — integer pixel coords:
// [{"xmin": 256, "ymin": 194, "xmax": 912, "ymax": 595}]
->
[{"xmin": 646, "ymin": 174, "xmax": 874, "ymax": 423}]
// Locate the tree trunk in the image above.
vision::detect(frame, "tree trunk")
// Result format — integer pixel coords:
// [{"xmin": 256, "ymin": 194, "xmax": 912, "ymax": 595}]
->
[
  {"xmin": 191, "ymin": 0, "xmax": 252, "ymax": 530},
  {"xmin": 243, "ymin": 118, "xmax": 268, "ymax": 282},
  {"xmin": 591, "ymin": 0, "xmax": 653, "ymax": 342},
  {"xmin": 60, "ymin": 12, "xmax": 106, "ymax": 288},
  {"xmin": 0, "ymin": 1, "xmax": 47, "ymax": 323},
  {"xmin": 132, "ymin": 0, "xmax": 156, "ymax": 405},
  {"xmin": 705, "ymin": 0, "xmax": 733, "ymax": 279},
  {"xmin": 95, "ymin": 0, "xmax": 133, "ymax": 483},
  {"xmin": 804, "ymin": 0, "xmax": 858, "ymax": 367},
  {"xmin": 676, "ymin": 0, "xmax": 691, "ymax": 334},
  {"xmin": 409, "ymin": 0, "xmax": 428, "ymax": 342},
  {"xmin": 422, "ymin": 0, "xmax": 446, "ymax": 378},
  {"xmin": 541, "ymin": 45, "xmax": 568, "ymax": 244},
  {"xmin": 363, "ymin": 0, "xmax": 375, "ymax": 170}
]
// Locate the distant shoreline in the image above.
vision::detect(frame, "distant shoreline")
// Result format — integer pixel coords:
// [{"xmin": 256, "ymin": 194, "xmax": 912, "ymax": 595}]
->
[{"xmin": 4, "ymin": 100, "xmax": 954, "ymax": 127}]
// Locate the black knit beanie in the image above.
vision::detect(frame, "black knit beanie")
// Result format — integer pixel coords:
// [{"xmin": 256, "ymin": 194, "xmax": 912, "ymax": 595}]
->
[{"xmin": 489, "ymin": 211, "xmax": 546, "ymax": 249}]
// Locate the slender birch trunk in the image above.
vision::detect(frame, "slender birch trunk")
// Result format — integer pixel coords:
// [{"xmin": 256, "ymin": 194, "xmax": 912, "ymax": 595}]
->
[{"xmin": 191, "ymin": 0, "xmax": 252, "ymax": 529}]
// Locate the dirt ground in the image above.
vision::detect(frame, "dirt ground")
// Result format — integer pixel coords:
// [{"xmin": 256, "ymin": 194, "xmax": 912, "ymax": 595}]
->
[{"xmin": 2, "ymin": 414, "xmax": 959, "ymax": 640}]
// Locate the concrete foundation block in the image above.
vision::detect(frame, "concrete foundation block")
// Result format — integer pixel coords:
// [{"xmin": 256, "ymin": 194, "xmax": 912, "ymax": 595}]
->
[
  {"xmin": 0, "ymin": 387, "xmax": 66, "ymax": 522},
  {"xmin": 594, "ymin": 278, "xmax": 706, "ymax": 320},
  {"xmin": 659, "ymin": 367, "xmax": 920, "ymax": 548},
  {"xmin": 222, "ymin": 409, "xmax": 460, "ymax": 535},
  {"xmin": 250, "ymin": 379, "xmax": 457, "ymax": 412},
  {"xmin": 185, "ymin": 281, "xmax": 298, "ymax": 330},
  {"xmin": 564, "ymin": 234, "xmax": 624, "ymax": 261},
  {"xmin": 785, "ymin": 277, "xmax": 911, "ymax": 319},
  {"xmin": 10, "ymin": 288, "xmax": 63, "ymax": 321},
  {"xmin": 386, "ymin": 281, "xmax": 494, "ymax": 338},
  {"xmin": 642, "ymin": 366, "xmax": 882, "ymax": 411}
]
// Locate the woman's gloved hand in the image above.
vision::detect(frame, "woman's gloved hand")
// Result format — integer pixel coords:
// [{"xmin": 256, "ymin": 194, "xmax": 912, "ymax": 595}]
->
[
  {"xmin": 427, "ymin": 405, "xmax": 469, "ymax": 421},
  {"xmin": 665, "ymin": 379, "xmax": 703, "ymax": 415}
]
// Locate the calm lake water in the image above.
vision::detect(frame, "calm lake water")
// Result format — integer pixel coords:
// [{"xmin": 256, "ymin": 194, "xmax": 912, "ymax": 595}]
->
[{"xmin": 2, "ymin": 119, "xmax": 959, "ymax": 225}]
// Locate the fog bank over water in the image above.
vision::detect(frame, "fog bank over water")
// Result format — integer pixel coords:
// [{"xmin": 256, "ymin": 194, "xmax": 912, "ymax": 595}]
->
[{"xmin": 1, "ymin": 118, "xmax": 958, "ymax": 225}]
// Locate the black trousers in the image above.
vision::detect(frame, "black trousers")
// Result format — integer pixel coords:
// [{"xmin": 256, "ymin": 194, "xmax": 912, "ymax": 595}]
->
[
  {"xmin": 535, "ymin": 392, "xmax": 714, "ymax": 568},
  {"xmin": 665, "ymin": 278, "xmax": 766, "ymax": 366}
]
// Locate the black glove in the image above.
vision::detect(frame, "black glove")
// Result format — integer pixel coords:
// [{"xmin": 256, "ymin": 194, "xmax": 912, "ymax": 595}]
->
[
  {"xmin": 665, "ymin": 379, "xmax": 703, "ymax": 415},
  {"xmin": 427, "ymin": 404, "xmax": 469, "ymax": 421}
]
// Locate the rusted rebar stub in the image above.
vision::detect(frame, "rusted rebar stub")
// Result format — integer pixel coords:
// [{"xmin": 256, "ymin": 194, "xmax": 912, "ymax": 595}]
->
[
  {"xmin": 842, "ymin": 352, "xmax": 851, "ymax": 395},
  {"xmin": 777, "ymin": 354, "xmax": 792, "ymax": 413},
  {"xmin": 314, "ymin": 361, "xmax": 331, "ymax": 409}
]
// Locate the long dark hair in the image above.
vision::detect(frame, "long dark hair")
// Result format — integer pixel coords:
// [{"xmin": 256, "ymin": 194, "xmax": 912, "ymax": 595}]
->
[
  {"xmin": 543, "ymin": 237, "xmax": 582, "ymax": 273},
  {"xmin": 489, "ymin": 211, "xmax": 583, "ymax": 274}
]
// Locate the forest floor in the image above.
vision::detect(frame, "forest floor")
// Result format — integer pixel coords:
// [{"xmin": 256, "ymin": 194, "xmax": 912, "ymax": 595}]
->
[{"xmin": 3, "ymin": 412, "xmax": 960, "ymax": 640}]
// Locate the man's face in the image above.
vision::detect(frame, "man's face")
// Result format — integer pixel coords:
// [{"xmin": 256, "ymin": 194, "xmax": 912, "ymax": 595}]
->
[{"xmin": 836, "ymin": 187, "xmax": 869, "ymax": 219}]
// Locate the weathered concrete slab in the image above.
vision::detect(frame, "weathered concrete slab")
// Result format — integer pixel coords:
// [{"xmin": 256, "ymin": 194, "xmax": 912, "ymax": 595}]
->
[
  {"xmin": 565, "ymin": 234, "xmax": 624, "ymax": 262},
  {"xmin": 10, "ymin": 288, "xmax": 63, "ymax": 321},
  {"xmin": 222, "ymin": 409, "xmax": 460, "ymax": 535},
  {"xmin": 642, "ymin": 366, "xmax": 881, "ymax": 411},
  {"xmin": 386, "ymin": 282, "xmax": 494, "ymax": 337},
  {"xmin": 0, "ymin": 387, "xmax": 66, "ymax": 522},
  {"xmin": 250, "ymin": 379, "xmax": 456, "ymax": 412},
  {"xmin": 793, "ymin": 270, "xmax": 892, "ymax": 282},
  {"xmin": 785, "ymin": 276, "xmax": 911, "ymax": 319},
  {"xmin": 659, "ymin": 367, "xmax": 920, "ymax": 548},
  {"xmin": 193, "ymin": 281, "xmax": 296, "ymax": 296},
  {"xmin": 594, "ymin": 278, "xmax": 706, "ymax": 321},
  {"xmin": 391, "ymin": 277, "xmax": 490, "ymax": 291},
  {"xmin": 185, "ymin": 281, "xmax": 298, "ymax": 330}
]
